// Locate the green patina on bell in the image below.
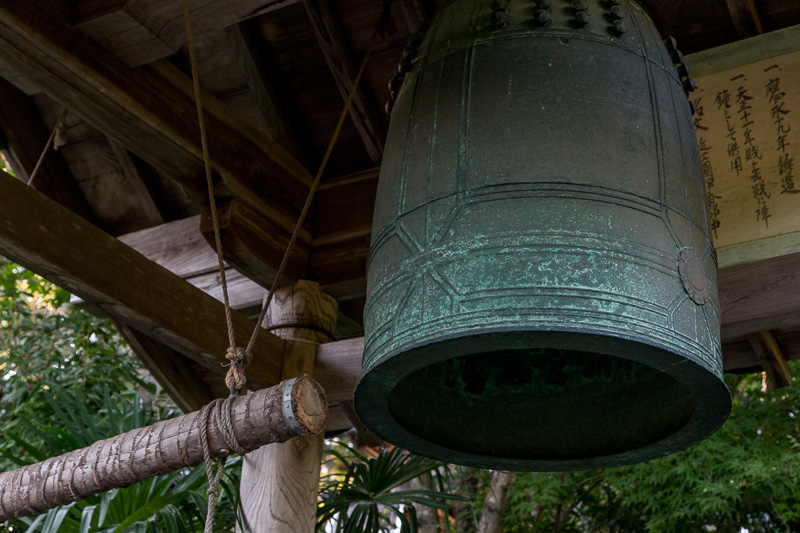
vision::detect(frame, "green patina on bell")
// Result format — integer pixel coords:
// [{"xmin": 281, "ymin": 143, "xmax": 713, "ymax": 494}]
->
[{"xmin": 355, "ymin": 0, "xmax": 731, "ymax": 471}]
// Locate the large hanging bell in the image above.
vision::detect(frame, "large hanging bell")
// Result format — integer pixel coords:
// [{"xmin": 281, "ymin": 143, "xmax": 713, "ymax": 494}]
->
[{"xmin": 355, "ymin": 0, "xmax": 731, "ymax": 471}]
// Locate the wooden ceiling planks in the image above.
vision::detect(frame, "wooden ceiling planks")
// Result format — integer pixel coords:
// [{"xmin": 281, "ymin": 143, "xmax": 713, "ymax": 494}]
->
[
  {"xmin": 302, "ymin": 0, "xmax": 386, "ymax": 165},
  {"xmin": 251, "ymin": 2, "xmax": 374, "ymax": 178},
  {"xmin": 0, "ymin": 0, "xmax": 313, "ymax": 222}
]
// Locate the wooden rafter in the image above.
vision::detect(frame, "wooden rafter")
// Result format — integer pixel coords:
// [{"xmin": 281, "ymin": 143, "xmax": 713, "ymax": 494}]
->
[
  {"xmin": 748, "ymin": 330, "xmax": 792, "ymax": 389},
  {"xmin": 228, "ymin": 21, "xmax": 309, "ymax": 162},
  {"xmin": 0, "ymin": 0, "xmax": 312, "ymax": 233},
  {"xmin": 200, "ymin": 198, "xmax": 309, "ymax": 291},
  {"xmin": 302, "ymin": 0, "xmax": 385, "ymax": 165},
  {"xmin": 724, "ymin": 0, "xmax": 764, "ymax": 38},
  {"xmin": 0, "ymin": 78, "xmax": 97, "ymax": 224},
  {"xmin": 106, "ymin": 137, "xmax": 165, "ymax": 227}
]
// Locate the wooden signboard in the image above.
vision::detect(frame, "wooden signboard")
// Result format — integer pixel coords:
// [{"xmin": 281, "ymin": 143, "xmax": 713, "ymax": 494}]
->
[{"xmin": 687, "ymin": 25, "xmax": 800, "ymax": 267}]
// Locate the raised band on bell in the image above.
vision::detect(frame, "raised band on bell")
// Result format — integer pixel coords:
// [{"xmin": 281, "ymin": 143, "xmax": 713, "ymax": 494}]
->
[{"xmin": 355, "ymin": 0, "xmax": 731, "ymax": 471}]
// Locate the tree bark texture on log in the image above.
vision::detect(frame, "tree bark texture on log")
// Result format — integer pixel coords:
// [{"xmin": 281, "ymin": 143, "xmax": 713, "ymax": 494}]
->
[
  {"xmin": 477, "ymin": 470, "xmax": 517, "ymax": 533},
  {"xmin": 0, "ymin": 375, "xmax": 327, "ymax": 523}
]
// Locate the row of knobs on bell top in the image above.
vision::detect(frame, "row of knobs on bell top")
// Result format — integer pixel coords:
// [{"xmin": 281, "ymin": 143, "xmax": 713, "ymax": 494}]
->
[
  {"xmin": 664, "ymin": 36, "xmax": 698, "ymax": 114},
  {"xmin": 491, "ymin": 0, "xmax": 628, "ymax": 34},
  {"xmin": 385, "ymin": 2, "xmax": 699, "ymax": 115}
]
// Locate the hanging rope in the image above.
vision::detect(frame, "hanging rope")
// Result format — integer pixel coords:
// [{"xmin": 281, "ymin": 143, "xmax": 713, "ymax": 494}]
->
[
  {"xmin": 237, "ymin": 36, "xmax": 378, "ymax": 386},
  {"xmin": 181, "ymin": 0, "xmax": 390, "ymax": 529},
  {"xmin": 182, "ymin": 0, "xmax": 238, "ymax": 359}
]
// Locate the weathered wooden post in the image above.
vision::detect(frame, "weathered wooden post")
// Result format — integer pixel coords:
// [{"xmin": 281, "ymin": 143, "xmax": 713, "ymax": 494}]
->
[{"xmin": 239, "ymin": 280, "xmax": 338, "ymax": 532}]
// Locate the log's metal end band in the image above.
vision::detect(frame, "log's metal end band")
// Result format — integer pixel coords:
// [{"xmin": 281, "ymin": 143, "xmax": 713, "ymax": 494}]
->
[{"xmin": 281, "ymin": 378, "xmax": 304, "ymax": 435}]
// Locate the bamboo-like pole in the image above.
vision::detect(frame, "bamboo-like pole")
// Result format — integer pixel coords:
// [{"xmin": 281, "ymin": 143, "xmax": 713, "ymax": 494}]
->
[{"xmin": 0, "ymin": 375, "xmax": 327, "ymax": 523}]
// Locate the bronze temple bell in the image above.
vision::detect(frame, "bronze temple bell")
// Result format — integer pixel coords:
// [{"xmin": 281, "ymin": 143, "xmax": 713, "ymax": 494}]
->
[{"xmin": 354, "ymin": 0, "xmax": 731, "ymax": 471}]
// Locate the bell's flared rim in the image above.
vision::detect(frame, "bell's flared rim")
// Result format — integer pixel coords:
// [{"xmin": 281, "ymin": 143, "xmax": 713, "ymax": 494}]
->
[{"xmin": 354, "ymin": 327, "xmax": 731, "ymax": 472}]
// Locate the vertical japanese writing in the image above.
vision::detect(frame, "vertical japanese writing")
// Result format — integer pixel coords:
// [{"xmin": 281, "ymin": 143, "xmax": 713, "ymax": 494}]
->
[
  {"xmin": 715, "ymin": 89, "xmax": 742, "ymax": 176},
  {"xmin": 694, "ymin": 96, "xmax": 721, "ymax": 238},
  {"xmin": 736, "ymin": 80, "xmax": 770, "ymax": 227},
  {"xmin": 765, "ymin": 70, "xmax": 795, "ymax": 194}
]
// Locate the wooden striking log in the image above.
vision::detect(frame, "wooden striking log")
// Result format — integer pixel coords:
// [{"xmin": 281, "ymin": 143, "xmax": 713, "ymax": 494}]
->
[{"xmin": 0, "ymin": 375, "xmax": 327, "ymax": 523}]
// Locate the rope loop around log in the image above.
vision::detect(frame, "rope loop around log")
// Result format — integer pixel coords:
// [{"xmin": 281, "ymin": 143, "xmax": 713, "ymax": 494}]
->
[{"xmin": 0, "ymin": 375, "xmax": 328, "ymax": 524}]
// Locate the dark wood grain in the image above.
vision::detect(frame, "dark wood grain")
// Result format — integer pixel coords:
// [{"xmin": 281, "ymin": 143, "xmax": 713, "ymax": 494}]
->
[
  {"xmin": 724, "ymin": 0, "xmax": 764, "ymax": 38},
  {"xmin": 0, "ymin": 78, "xmax": 98, "ymax": 223},
  {"xmin": 719, "ymin": 251, "xmax": 800, "ymax": 341},
  {"xmin": 302, "ymin": 0, "xmax": 385, "ymax": 164},
  {"xmin": 0, "ymin": 0, "xmax": 311, "ymax": 230}
]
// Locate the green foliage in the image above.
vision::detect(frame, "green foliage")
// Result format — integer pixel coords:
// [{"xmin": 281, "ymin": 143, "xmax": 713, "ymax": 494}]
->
[
  {"xmin": 0, "ymin": 153, "xmax": 15, "ymax": 177},
  {"xmin": 502, "ymin": 367, "xmax": 800, "ymax": 533},
  {"xmin": 317, "ymin": 444, "xmax": 465, "ymax": 532},
  {"xmin": 0, "ymin": 259, "xmax": 146, "ymax": 469},
  {"xmin": 0, "ymin": 260, "xmax": 242, "ymax": 532},
  {"xmin": 5, "ymin": 383, "xmax": 242, "ymax": 533}
]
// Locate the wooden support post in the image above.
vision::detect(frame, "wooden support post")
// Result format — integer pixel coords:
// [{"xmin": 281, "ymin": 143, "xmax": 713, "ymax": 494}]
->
[
  {"xmin": 0, "ymin": 376, "xmax": 328, "ymax": 523},
  {"xmin": 239, "ymin": 280, "xmax": 338, "ymax": 533}
]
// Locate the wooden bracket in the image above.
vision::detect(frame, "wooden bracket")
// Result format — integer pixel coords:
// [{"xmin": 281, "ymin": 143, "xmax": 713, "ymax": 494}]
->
[{"xmin": 749, "ymin": 330, "xmax": 792, "ymax": 389}]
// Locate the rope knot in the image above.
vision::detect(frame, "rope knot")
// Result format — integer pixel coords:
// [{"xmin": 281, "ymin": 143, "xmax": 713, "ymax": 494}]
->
[{"xmin": 224, "ymin": 347, "xmax": 249, "ymax": 392}]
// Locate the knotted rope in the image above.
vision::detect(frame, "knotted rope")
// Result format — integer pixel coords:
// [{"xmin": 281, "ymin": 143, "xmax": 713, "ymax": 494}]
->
[{"xmin": 181, "ymin": 0, "xmax": 392, "ymax": 529}]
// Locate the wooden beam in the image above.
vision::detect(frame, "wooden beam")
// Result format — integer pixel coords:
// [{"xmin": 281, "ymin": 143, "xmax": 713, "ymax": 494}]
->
[
  {"xmin": 228, "ymin": 22, "xmax": 309, "ymax": 163},
  {"xmin": 0, "ymin": 0, "xmax": 312, "ymax": 233},
  {"xmin": 0, "ymin": 172, "xmax": 286, "ymax": 387},
  {"xmin": 200, "ymin": 198, "xmax": 309, "ymax": 292},
  {"xmin": 314, "ymin": 337, "xmax": 363, "ymax": 405},
  {"xmin": 724, "ymin": 329, "xmax": 800, "ymax": 373},
  {"xmin": 88, "ymin": 168, "xmax": 378, "ymax": 304},
  {"xmin": 73, "ymin": 0, "xmax": 292, "ymax": 67},
  {"xmin": 240, "ymin": 281, "xmax": 337, "ymax": 533},
  {"xmin": 719, "ymin": 251, "xmax": 800, "ymax": 341},
  {"xmin": 309, "ymin": 168, "xmax": 376, "ymax": 300},
  {"xmin": 686, "ymin": 23, "xmax": 800, "ymax": 79},
  {"xmin": 302, "ymin": 0, "xmax": 385, "ymax": 165},
  {"xmin": 0, "ymin": 78, "xmax": 97, "ymax": 223},
  {"xmin": 107, "ymin": 137, "xmax": 165, "ymax": 227},
  {"xmin": 115, "ymin": 321, "xmax": 217, "ymax": 413},
  {"xmin": 724, "ymin": 0, "xmax": 764, "ymax": 39}
]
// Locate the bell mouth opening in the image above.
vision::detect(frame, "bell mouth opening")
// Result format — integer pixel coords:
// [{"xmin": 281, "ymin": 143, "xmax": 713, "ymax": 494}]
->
[
  {"xmin": 355, "ymin": 330, "xmax": 731, "ymax": 471},
  {"xmin": 388, "ymin": 348, "xmax": 693, "ymax": 462}
]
